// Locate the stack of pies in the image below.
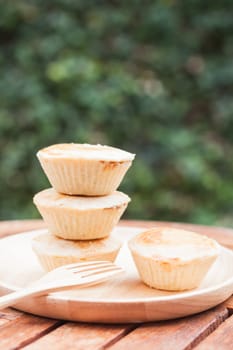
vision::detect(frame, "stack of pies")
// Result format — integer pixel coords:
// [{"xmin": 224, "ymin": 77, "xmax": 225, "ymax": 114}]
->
[{"xmin": 32, "ymin": 143, "xmax": 135, "ymax": 271}]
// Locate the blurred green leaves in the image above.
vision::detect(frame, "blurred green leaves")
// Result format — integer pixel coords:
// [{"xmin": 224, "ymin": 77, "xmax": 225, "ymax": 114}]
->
[{"xmin": 0, "ymin": 0, "xmax": 232, "ymax": 227}]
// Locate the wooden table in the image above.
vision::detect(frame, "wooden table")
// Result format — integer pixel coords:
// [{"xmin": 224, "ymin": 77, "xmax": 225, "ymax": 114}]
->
[{"xmin": 0, "ymin": 219, "xmax": 233, "ymax": 350}]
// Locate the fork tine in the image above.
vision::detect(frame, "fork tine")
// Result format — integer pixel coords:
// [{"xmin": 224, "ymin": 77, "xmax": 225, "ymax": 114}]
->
[
  {"xmin": 79, "ymin": 265, "xmax": 123, "ymax": 278},
  {"xmin": 65, "ymin": 261, "xmax": 112, "ymax": 270},
  {"xmin": 77, "ymin": 268, "xmax": 124, "ymax": 287},
  {"xmin": 66, "ymin": 262, "xmax": 116, "ymax": 274}
]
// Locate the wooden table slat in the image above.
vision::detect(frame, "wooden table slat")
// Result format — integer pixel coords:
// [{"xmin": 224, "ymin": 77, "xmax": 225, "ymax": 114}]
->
[
  {"xmin": 22, "ymin": 323, "xmax": 136, "ymax": 350},
  {"xmin": 108, "ymin": 306, "xmax": 228, "ymax": 350},
  {"xmin": 194, "ymin": 314, "xmax": 233, "ymax": 350},
  {"xmin": 223, "ymin": 296, "xmax": 233, "ymax": 315},
  {"xmin": 0, "ymin": 308, "xmax": 23, "ymax": 324},
  {"xmin": 0, "ymin": 314, "xmax": 62, "ymax": 349}
]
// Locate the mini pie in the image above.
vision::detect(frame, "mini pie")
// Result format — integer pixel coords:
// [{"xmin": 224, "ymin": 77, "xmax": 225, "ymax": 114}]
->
[
  {"xmin": 32, "ymin": 231, "xmax": 122, "ymax": 271},
  {"xmin": 37, "ymin": 143, "xmax": 135, "ymax": 196},
  {"xmin": 128, "ymin": 227, "xmax": 220, "ymax": 291},
  {"xmin": 33, "ymin": 188, "xmax": 130, "ymax": 240}
]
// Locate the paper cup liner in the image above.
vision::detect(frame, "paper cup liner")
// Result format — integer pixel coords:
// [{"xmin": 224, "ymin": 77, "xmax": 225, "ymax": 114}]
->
[
  {"xmin": 38, "ymin": 156, "xmax": 132, "ymax": 196},
  {"xmin": 130, "ymin": 251, "xmax": 218, "ymax": 291},
  {"xmin": 33, "ymin": 248, "xmax": 121, "ymax": 272},
  {"xmin": 34, "ymin": 202, "xmax": 128, "ymax": 240}
]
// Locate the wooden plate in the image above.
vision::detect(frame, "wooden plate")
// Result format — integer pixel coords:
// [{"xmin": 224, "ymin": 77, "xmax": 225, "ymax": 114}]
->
[{"xmin": 0, "ymin": 226, "xmax": 233, "ymax": 323}]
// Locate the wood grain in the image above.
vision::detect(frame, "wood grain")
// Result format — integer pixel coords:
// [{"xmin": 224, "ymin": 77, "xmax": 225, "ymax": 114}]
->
[
  {"xmin": 108, "ymin": 306, "xmax": 228, "ymax": 350},
  {"xmin": 194, "ymin": 314, "xmax": 233, "ymax": 350},
  {"xmin": 23, "ymin": 323, "xmax": 135, "ymax": 350},
  {"xmin": 0, "ymin": 308, "xmax": 22, "ymax": 327},
  {"xmin": 0, "ymin": 313, "xmax": 62, "ymax": 349},
  {"xmin": 223, "ymin": 296, "xmax": 233, "ymax": 315}
]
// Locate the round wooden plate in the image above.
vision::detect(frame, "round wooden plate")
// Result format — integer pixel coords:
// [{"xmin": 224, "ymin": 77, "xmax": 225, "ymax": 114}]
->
[{"xmin": 0, "ymin": 226, "xmax": 233, "ymax": 323}]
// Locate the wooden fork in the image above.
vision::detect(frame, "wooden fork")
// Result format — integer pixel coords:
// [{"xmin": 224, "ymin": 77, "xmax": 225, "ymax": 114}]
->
[{"xmin": 0, "ymin": 261, "xmax": 123, "ymax": 309}]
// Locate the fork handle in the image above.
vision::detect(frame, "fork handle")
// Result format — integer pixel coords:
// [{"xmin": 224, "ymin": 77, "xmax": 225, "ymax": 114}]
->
[{"xmin": 0, "ymin": 285, "xmax": 50, "ymax": 310}]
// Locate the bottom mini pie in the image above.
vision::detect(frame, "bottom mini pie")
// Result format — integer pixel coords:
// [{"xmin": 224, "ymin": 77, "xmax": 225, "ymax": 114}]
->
[
  {"xmin": 32, "ymin": 231, "xmax": 122, "ymax": 271},
  {"xmin": 128, "ymin": 227, "xmax": 220, "ymax": 291}
]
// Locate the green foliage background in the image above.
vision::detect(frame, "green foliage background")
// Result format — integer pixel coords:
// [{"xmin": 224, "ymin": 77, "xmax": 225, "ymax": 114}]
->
[{"xmin": 0, "ymin": 1, "xmax": 232, "ymax": 226}]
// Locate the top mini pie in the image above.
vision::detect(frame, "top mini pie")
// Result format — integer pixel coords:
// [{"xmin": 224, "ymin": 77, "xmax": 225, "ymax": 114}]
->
[{"xmin": 37, "ymin": 143, "xmax": 135, "ymax": 196}]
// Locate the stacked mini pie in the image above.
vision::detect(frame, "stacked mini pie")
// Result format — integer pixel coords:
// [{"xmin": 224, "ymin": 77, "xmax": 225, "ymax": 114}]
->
[{"xmin": 32, "ymin": 143, "xmax": 135, "ymax": 271}]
